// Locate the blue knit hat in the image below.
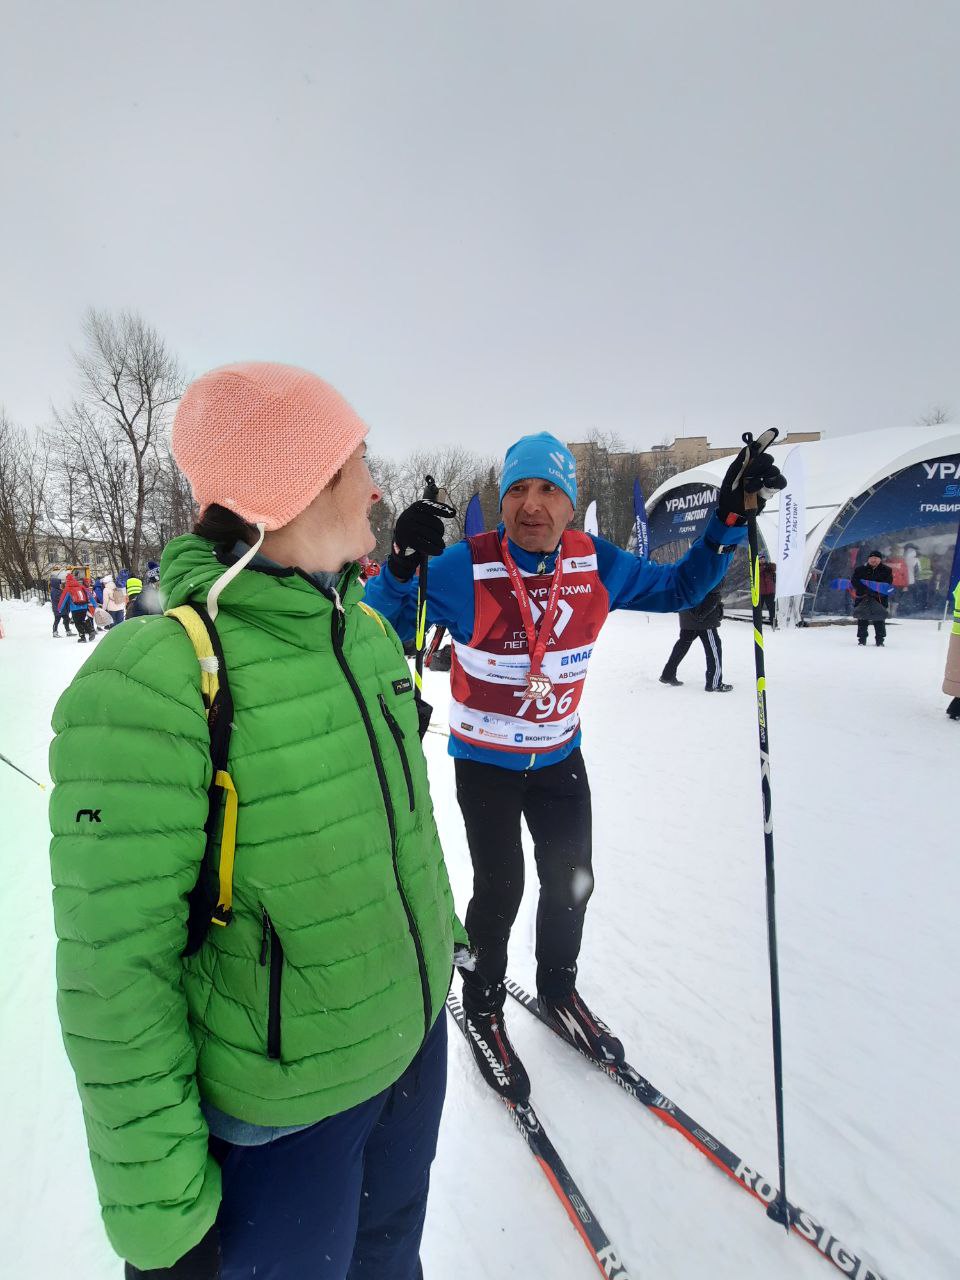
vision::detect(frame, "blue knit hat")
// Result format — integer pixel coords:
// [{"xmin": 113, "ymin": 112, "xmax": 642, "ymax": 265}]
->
[{"xmin": 499, "ymin": 432, "xmax": 577, "ymax": 508}]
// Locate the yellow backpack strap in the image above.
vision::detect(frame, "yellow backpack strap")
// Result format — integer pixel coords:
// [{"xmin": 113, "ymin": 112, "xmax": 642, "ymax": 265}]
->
[
  {"xmin": 165, "ymin": 606, "xmax": 221, "ymax": 710},
  {"xmin": 165, "ymin": 605, "xmax": 238, "ymax": 949},
  {"xmin": 357, "ymin": 600, "xmax": 387, "ymax": 634}
]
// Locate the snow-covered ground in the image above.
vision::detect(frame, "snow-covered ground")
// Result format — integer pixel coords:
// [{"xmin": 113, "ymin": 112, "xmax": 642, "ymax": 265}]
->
[{"xmin": 1, "ymin": 596, "xmax": 956, "ymax": 1279}]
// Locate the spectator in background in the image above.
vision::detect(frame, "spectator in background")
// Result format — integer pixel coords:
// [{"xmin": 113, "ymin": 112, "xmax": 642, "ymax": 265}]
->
[
  {"xmin": 915, "ymin": 548, "xmax": 934, "ymax": 611},
  {"xmin": 59, "ymin": 572, "xmax": 96, "ymax": 644},
  {"xmin": 50, "ymin": 571, "xmax": 73, "ymax": 637},
  {"xmin": 358, "ymin": 554, "xmax": 380, "ymax": 582},
  {"xmin": 758, "ymin": 553, "xmax": 777, "ymax": 627},
  {"xmin": 659, "ymin": 586, "xmax": 731, "ymax": 692},
  {"xmin": 124, "ymin": 576, "xmax": 146, "ymax": 619},
  {"xmin": 138, "ymin": 577, "xmax": 162, "ymax": 615},
  {"xmin": 102, "ymin": 574, "xmax": 127, "ymax": 627},
  {"xmin": 146, "ymin": 559, "xmax": 161, "ymax": 585},
  {"xmin": 945, "ymin": 579, "xmax": 960, "ymax": 721},
  {"xmin": 852, "ymin": 550, "xmax": 893, "ymax": 647}
]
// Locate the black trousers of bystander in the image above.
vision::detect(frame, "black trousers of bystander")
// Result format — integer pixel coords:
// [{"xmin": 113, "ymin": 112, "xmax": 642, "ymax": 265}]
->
[
  {"xmin": 661, "ymin": 627, "xmax": 723, "ymax": 689},
  {"xmin": 857, "ymin": 619, "xmax": 886, "ymax": 645}
]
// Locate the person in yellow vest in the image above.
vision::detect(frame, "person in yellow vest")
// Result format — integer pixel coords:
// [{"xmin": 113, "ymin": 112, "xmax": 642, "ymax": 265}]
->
[
  {"xmin": 944, "ymin": 581, "xmax": 960, "ymax": 721},
  {"xmin": 125, "ymin": 576, "xmax": 145, "ymax": 619}
]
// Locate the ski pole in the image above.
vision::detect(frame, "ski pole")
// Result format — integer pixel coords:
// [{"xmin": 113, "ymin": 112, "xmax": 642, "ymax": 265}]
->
[
  {"xmin": 0, "ymin": 750, "xmax": 46, "ymax": 791},
  {"xmin": 413, "ymin": 474, "xmax": 440, "ymax": 710},
  {"xmin": 741, "ymin": 428, "xmax": 790, "ymax": 1230}
]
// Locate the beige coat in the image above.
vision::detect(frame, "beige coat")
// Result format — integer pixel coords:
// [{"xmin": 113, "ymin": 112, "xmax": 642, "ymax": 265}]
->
[{"xmin": 102, "ymin": 578, "xmax": 127, "ymax": 613}]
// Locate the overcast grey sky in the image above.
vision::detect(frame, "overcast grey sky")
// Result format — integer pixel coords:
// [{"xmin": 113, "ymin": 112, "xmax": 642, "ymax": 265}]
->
[{"xmin": 2, "ymin": 1, "xmax": 958, "ymax": 457}]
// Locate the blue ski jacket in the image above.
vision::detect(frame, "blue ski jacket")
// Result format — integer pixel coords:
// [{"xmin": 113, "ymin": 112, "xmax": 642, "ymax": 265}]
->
[{"xmin": 363, "ymin": 512, "xmax": 746, "ymax": 770}]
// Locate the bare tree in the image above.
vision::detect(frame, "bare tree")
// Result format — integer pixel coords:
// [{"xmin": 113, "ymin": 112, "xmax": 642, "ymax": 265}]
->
[
  {"xmin": 41, "ymin": 430, "xmax": 89, "ymax": 565},
  {"xmin": 574, "ymin": 430, "xmax": 640, "ymax": 545},
  {"xmin": 917, "ymin": 405, "xmax": 953, "ymax": 426},
  {"xmin": 142, "ymin": 435, "xmax": 197, "ymax": 557},
  {"xmin": 0, "ymin": 412, "xmax": 50, "ymax": 594},
  {"xmin": 53, "ymin": 309, "xmax": 185, "ymax": 569},
  {"xmin": 646, "ymin": 433, "xmax": 685, "ymax": 492},
  {"xmin": 369, "ymin": 446, "xmax": 500, "ymax": 559}
]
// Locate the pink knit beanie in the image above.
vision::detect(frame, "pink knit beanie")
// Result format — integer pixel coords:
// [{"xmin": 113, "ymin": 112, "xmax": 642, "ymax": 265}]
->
[{"xmin": 172, "ymin": 362, "xmax": 369, "ymax": 530}]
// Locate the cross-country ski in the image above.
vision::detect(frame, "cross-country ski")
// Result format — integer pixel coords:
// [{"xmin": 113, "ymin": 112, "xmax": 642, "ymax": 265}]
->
[
  {"xmin": 446, "ymin": 992, "xmax": 633, "ymax": 1280},
  {"xmin": 505, "ymin": 978, "xmax": 886, "ymax": 1280}
]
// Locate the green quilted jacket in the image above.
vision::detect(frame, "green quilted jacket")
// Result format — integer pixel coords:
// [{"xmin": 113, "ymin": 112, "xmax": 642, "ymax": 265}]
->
[{"xmin": 49, "ymin": 535, "xmax": 465, "ymax": 1270}]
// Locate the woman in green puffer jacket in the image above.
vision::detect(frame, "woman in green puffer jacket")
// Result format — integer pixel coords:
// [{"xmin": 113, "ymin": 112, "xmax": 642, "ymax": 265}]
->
[{"xmin": 49, "ymin": 363, "xmax": 469, "ymax": 1280}]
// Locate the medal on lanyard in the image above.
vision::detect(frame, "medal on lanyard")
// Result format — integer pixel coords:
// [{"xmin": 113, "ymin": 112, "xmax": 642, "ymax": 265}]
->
[{"xmin": 500, "ymin": 538, "xmax": 564, "ymax": 700}]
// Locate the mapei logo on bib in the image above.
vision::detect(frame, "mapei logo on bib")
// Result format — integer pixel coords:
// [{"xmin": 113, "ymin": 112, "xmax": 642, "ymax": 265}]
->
[{"xmin": 392, "ymin": 677, "xmax": 413, "ymax": 696}]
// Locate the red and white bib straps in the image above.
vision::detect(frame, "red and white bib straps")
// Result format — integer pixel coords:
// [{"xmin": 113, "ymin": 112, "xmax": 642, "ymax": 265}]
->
[{"xmin": 449, "ymin": 530, "xmax": 609, "ymax": 756}]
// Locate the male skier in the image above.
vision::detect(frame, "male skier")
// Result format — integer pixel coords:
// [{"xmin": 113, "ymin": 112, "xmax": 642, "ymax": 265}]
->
[{"xmin": 365, "ymin": 432, "xmax": 784, "ymax": 1101}]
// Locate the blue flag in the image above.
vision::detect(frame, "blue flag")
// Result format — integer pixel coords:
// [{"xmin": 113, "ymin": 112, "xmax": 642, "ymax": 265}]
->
[
  {"xmin": 829, "ymin": 577, "xmax": 895, "ymax": 596},
  {"xmin": 464, "ymin": 493, "xmax": 484, "ymax": 538},
  {"xmin": 633, "ymin": 478, "xmax": 649, "ymax": 560}
]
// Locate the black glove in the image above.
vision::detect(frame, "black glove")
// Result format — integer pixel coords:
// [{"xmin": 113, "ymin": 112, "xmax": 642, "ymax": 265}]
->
[
  {"xmin": 388, "ymin": 500, "xmax": 456, "ymax": 582},
  {"xmin": 125, "ymin": 1226, "xmax": 220, "ymax": 1280},
  {"xmin": 716, "ymin": 430, "xmax": 787, "ymax": 525}
]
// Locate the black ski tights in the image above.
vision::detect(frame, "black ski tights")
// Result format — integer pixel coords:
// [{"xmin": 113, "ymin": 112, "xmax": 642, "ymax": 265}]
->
[{"xmin": 456, "ymin": 749, "xmax": 593, "ymax": 1006}]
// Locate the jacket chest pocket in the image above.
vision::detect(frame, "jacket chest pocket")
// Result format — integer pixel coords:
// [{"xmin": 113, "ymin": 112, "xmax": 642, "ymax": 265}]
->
[{"xmin": 378, "ymin": 694, "xmax": 415, "ymax": 813}]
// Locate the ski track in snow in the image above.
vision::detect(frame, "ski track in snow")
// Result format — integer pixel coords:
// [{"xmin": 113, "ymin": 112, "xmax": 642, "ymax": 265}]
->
[{"xmin": 1, "ymin": 598, "xmax": 956, "ymax": 1279}]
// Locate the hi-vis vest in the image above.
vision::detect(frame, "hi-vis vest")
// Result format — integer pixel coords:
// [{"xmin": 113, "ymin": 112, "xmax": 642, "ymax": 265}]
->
[{"xmin": 449, "ymin": 530, "xmax": 609, "ymax": 757}]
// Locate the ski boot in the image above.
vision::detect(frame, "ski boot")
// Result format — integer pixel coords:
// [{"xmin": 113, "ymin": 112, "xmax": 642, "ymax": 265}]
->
[
  {"xmin": 539, "ymin": 988, "xmax": 624, "ymax": 1066},
  {"xmin": 462, "ymin": 982, "xmax": 530, "ymax": 1105}
]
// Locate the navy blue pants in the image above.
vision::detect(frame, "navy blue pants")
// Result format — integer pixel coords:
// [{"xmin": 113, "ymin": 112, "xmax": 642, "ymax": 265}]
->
[{"xmin": 211, "ymin": 1012, "xmax": 447, "ymax": 1280}]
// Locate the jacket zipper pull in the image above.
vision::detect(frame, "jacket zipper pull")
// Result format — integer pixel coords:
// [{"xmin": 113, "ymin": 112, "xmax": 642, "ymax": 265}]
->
[
  {"xmin": 378, "ymin": 693, "xmax": 403, "ymax": 738},
  {"xmin": 259, "ymin": 910, "xmax": 270, "ymax": 966}
]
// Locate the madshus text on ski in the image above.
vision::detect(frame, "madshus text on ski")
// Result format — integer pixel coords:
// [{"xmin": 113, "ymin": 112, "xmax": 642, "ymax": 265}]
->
[{"xmin": 44, "ymin": 361, "xmax": 884, "ymax": 1280}]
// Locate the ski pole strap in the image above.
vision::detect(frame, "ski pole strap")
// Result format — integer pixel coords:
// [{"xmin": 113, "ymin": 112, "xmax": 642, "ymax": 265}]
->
[{"xmin": 165, "ymin": 604, "xmax": 238, "ymax": 951}]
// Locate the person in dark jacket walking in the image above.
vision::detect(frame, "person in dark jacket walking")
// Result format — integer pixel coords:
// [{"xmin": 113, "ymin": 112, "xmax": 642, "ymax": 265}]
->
[
  {"xmin": 758, "ymin": 554, "xmax": 777, "ymax": 627},
  {"xmin": 50, "ymin": 572, "xmax": 73, "ymax": 635},
  {"xmin": 852, "ymin": 550, "xmax": 893, "ymax": 646},
  {"xmin": 659, "ymin": 586, "xmax": 731, "ymax": 691}
]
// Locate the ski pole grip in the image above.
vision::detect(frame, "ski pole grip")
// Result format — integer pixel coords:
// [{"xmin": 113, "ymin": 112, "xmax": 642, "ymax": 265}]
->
[{"xmin": 744, "ymin": 490, "xmax": 759, "ymax": 513}]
